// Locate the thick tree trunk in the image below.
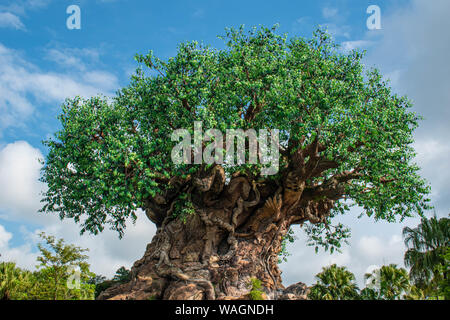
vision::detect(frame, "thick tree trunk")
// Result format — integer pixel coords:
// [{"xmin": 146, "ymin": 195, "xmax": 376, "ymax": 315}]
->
[
  {"xmin": 99, "ymin": 217, "xmax": 285, "ymax": 300},
  {"xmin": 98, "ymin": 168, "xmax": 326, "ymax": 300}
]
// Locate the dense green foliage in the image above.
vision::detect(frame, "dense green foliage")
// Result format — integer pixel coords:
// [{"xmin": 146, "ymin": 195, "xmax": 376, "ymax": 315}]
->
[
  {"xmin": 112, "ymin": 266, "xmax": 132, "ymax": 283},
  {"xmin": 309, "ymin": 264, "xmax": 413, "ymax": 300},
  {"xmin": 403, "ymin": 215, "xmax": 449, "ymax": 294},
  {"xmin": 87, "ymin": 274, "xmax": 109, "ymax": 298},
  {"xmin": 435, "ymin": 247, "xmax": 450, "ymax": 299},
  {"xmin": 89, "ymin": 266, "xmax": 132, "ymax": 299},
  {"xmin": 0, "ymin": 262, "xmax": 32, "ymax": 300},
  {"xmin": 278, "ymin": 227, "xmax": 296, "ymax": 263},
  {"xmin": 308, "ymin": 264, "xmax": 359, "ymax": 300},
  {"xmin": 0, "ymin": 233, "xmax": 134, "ymax": 300},
  {"xmin": 40, "ymin": 25, "xmax": 430, "ymax": 251},
  {"xmin": 248, "ymin": 278, "xmax": 265, "ymax": 300},
  {"xmin": 35, "ymin": 232, "xmax": 95, "ymax": 299},
  {"xmin": 364, "ymin": 264, "xmax": 410, "ymax": 300},
  {"xmin": 0, "ymin": 233, "xmax": 95, "ymax": 300}
]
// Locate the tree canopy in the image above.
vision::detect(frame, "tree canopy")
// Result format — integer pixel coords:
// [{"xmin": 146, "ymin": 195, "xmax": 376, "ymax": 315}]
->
[
  {"xmin": 40, "ymin": 25, "xmax": 430, "ymax": 249},
  {"xmin": 364, "ymin": 264, "xmax": 410, "ymax": 300},
  {"xmin": 35, "ymin": 232, "xmax": 95, "ymax": 300},
  {"xmin": 308, "ymin": 264, "xmax": 359, "ymax": 300}
]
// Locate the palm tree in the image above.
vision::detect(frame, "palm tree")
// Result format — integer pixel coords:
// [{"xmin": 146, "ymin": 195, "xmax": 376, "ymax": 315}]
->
[
  {"xmin": 0, "ymin": 262, "xmax": 29, "ymax": 300},
  {"xmin": 364, "ymin": 264, "xmax": 410, "ymax": 300},
  {"xmin": 404, "ymin": 285, "xmax": 427, "ymax": 300},
  {"xmin": 403, "ymin": 215, "xmax": 449, "ymax": 294},
  {"xmin": 308, "ymin": 264, "xmax": 359, "ymax": 300}
]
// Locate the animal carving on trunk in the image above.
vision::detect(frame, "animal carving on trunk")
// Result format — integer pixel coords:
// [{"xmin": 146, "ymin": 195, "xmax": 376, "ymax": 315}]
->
[{"xmin": 237, "ymin": 193, "xmax": 283, "ymax": 241}]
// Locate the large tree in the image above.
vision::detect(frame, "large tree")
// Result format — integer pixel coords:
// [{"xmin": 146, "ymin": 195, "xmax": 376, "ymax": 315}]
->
[{"xmin": 40, "ymin": 26, "xmax": 430, "ymax": 300}]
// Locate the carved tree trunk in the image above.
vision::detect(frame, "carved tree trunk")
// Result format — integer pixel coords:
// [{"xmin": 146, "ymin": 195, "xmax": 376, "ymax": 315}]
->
[
  {"xmin": 99, "ymin": 217, "xmax": 287, "ymax": 300},
  {"xmin": 99, "ymin": 164, "xmax": 334, "ymax": 300}
]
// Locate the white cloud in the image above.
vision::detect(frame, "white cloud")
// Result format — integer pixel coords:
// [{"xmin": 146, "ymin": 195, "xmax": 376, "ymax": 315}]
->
[
  {"xmin": 0, "ymin": 224, "xmax": 12, "ymax": 248},
  {"xmin": 413, "ymin": 138, "xmax": 450, "ymax": 204},
  {"xmin": 414, "ymin": 139, "xmax": 450, "ymax": 167},
  {"xmin": 281, "ymin": 1, "xmax": 450, "ymax": 289},
  {"xmin": 1, "ymin": 206, "xmax": 156, "ymax": 278},
  {"xmin": 0, "ymin": 141, "xmax": 46, "ymax": 223},
  {"xmin": 44, "ymin": 48, "xmax": 101, "ymax": 71},
  {"xmin": 280, "ymin": 230, "xmax": 354, "ymax": 286},
  {"xmin": 0, "ymin": 224, "xmax": 38, "ymax": 268},
  {"xmin": 363, "ymin": 0, "xmax": 450, "ymax": 211},
  {"xmin": 280, "ymin": 208, "xmax": 416, "ymax": 288},
  {"xmin": 0, "ymin": 0, "xmax": 51, "ymax": 31},
  {"xmin": 357, "ymin": 235, "xmax": 404, "ymax": 263},
  {"xmin": 0, "ymin": 43, "xmax": 119, "ymax": 135},
  {"xmin": 357, "ymin": 236, "xmax": 384, "ymax": 260},
  {"xmin": 0, "ymin": 12, "xmax": 25, "ymax": 30},
  {"xmin": 2, "ymin": 0, "xmax": 448, "ymax": 287}
]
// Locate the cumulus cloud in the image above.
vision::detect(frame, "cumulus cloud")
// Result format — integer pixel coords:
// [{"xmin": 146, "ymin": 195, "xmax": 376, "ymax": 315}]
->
[
  {"xmin": 0, "ymin": 141, "xmax": 46, "ymax": 223},
  {"xmin": 280, "ymin": 229, "xmax": 353, "ymax": 286},
  {"xmin": 413, "ymin": 138, "xmax": 450, "ymax": 209},
  {"xmin": 0, "ymin": 224, "xmax": 12, "ymax": 248},
  {"xmin": 357, "ymin": 235, "xmax": 404, "ymax": 264},
  {"xmin": 0, "ymin": 224, "xmax": 38, "ymax": 269},
  {"xmin": 0, "ymin": 43, "xmax": 119, "ymax": 135},
  {"xmin": 2, "ymin": 0, "xmax": 448, "ymax": 285}
]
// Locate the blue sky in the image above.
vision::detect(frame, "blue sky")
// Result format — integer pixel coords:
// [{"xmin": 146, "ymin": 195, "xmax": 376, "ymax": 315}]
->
[{"xmin": 0, "ymin": 0, "xmax": 449, "ymax": 287}]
